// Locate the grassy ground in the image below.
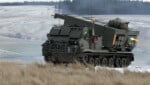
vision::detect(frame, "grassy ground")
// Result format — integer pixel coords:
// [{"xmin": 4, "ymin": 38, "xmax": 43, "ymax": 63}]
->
[{"xmin": 0, "ymin": 62, "xmax": 150, "ymax": 85}]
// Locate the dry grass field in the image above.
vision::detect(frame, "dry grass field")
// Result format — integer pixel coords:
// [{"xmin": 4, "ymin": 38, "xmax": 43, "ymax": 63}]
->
[{"xmin": 0, "ymin": 62, "xmax": 150, "ymax": 85}]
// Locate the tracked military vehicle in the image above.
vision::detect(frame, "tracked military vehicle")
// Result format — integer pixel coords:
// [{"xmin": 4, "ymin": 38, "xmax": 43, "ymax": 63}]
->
[{"xmin": 42, "ymin": 14, "xmax": 139, "ymax": 67}]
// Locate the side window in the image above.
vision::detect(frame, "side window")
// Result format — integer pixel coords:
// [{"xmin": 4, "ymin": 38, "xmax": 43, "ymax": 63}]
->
[{"xmin": 115, "ymin": 35, "xmax": 125, "ymax": 46}]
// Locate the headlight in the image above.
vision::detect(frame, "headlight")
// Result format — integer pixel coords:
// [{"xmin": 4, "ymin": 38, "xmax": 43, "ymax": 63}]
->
[{"xmin": 130, "ymin": 37, "xmax": 139, "ymax": 42}]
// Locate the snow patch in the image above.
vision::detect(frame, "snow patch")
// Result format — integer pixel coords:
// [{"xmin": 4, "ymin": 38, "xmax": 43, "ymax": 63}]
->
[{"xmin": 95, "ymin": 66, "xmax": 150, "ymax": 73}]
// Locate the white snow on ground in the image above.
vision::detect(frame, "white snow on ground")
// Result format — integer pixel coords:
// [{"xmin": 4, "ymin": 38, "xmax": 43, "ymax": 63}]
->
[
  {"xmin": 0, "ymin": 6, "xmax": 149, "ymax": 72},
  {"xmin": 0, "ymin": 49, "xmax": 22, "ymax": 56},
  {"xmin": 95, "ymin": 66, "xmax": 150, "ymax": 73},
  {"xmin": 0, "ymin": 6, "xmax": 63, "ymax": 41},
  {"xmin": 0, "ymin": 6, "xmax": 60, "ymax": 63}
]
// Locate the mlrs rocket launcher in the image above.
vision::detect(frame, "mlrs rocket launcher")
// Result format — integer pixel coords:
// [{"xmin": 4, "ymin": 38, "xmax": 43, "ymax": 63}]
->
[{"xmin": 42, "ymin": 13, "xmax": 139, "ymax": 67}]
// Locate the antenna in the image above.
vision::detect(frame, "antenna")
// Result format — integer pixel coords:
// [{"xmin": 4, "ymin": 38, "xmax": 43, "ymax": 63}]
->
[
  {"xmin": 58, "ymin": 0, "xmax": 61, "ymax": 14},
  {"xmin": 78, "ymin": 0, "xmax": 81, "ymax": 15},
  {"xmin": 90, "ymin": 0, "xmax": 92, "ymax": 18},
  {"xmin": 90, "ymin": 0, "xmax": 96, "ymax": 49},
  {"xmin": 90, "ymin": 0, "xmax": 95, "ymax": 36},
  {"xmin": 58, "ymin": 0, "xmax": 61, "ymax": 26}
]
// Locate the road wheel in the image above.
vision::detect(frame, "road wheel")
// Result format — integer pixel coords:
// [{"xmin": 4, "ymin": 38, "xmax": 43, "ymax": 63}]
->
[
  {"xmin": 115, "ymin": 58, "xmax": 121, "ymax": 67},
  {"xmin": 95, "ymin": 58, "xmax": 100, "ymax": 66},
  {"xmin": 44, "ymin": 56, "xmax": 51, "ymax": 62},
  {"xmin": 108, "ymin": 58, "xmax": 114, "ymax": 67},
  {"xmin": 89, "ymin": 58, "xmax": 94, "ymax": 65},
  {"xmin": 126, "ymin": 58, "xmax": 130, "ymax": 66},
  {"xmin": 82, "ymin": 56, "xmax": 88, "ymax": 66},
  {"xmin": 121, "ymin": 58, "xmax": 127, "ymax": 67},
  {"xmin": 102, "ymin": 58, "xmax": 108, "ymax": 66},
  {"xmin": 84, "ymin": 56, "xmax": 88, "ymax": 63}
]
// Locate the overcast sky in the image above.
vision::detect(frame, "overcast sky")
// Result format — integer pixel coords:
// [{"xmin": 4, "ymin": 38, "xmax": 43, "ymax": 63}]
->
[{"xmin": 0, "ymin": 0, "xmax": 150, "ymax": 2}]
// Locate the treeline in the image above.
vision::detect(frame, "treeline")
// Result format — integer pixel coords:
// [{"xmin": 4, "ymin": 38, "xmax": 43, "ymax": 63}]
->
[
  {"xmin": 0, "ymin": 0, "xmax": 150, "ymax": 14},
  {"xmin": 60, "ymin": 0, "xmax": 150, "ymax": 14},
  {"xmin": 0, "ymin": 1, "xmax": 57, "ymax": 6}
]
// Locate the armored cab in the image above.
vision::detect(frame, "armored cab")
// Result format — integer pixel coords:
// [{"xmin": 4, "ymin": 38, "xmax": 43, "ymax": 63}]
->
[{"xmin": 42, "ymin": 14, "xmax": 139, "ymax": 67}]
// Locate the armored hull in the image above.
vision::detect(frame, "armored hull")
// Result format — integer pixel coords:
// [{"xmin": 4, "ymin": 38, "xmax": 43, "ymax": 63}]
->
[
  {"xmin": 43, "ymin": 47, "xmax": 133, "ymax": 67},
  {"xmin": 42, "ymin": 14, "xmax": 139, "ymax": 67}
]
